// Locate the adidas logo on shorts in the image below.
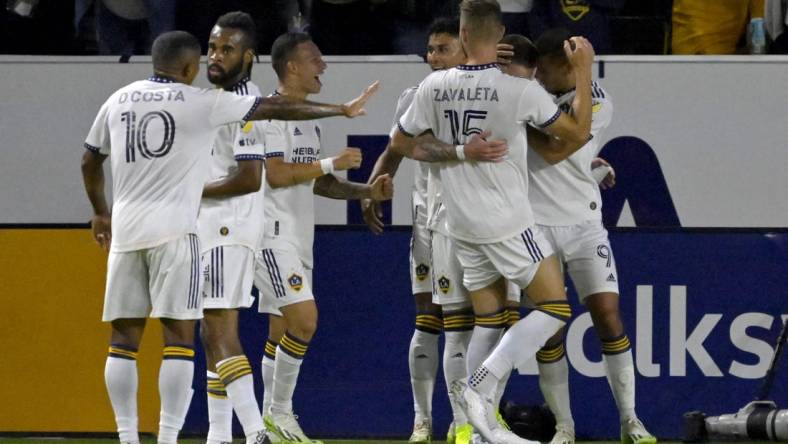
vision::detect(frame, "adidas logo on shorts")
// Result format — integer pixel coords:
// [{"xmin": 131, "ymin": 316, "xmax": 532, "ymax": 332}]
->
[{"xmin": 607, "ymin": 273, "xmax": 617, "ymax": 282}]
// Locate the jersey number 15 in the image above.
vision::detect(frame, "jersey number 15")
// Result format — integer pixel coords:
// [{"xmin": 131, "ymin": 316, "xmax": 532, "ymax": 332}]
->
[{"xmin": 443, "ymin": 109, "xmax": 487, "ymax": 145}]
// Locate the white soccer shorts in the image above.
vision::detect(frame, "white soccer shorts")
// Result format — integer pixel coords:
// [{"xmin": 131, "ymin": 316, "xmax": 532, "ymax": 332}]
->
[
  {"xmin": 254, "ymin": 248, "xmax": 314, "ymax": 316},
  {"xmin": 201, "ymin": 244, "xmax": 255, "ymax": 310},
  {"xmin": 103, "ymin": 234, "xmax": 203, "ymax": 321},
  {"xmin": 431, "ymin": 230, "xmax": 468, "ymax": 305},
  {"xmin": 454, "ymin": 226, "xmax": 554, "ymax": 292},
  {"xmin": 410, "ymin": 219, "xmax": 433, "ymax": 295},
  {"xmin": 538, "ymin": 220, "xmax": 619, "ymax": 301}
]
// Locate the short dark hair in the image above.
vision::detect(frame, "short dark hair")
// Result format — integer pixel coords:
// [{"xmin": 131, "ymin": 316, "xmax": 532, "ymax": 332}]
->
[
  {"xmin": 215, "ymin": 11, "xmax": 258, "ymax": 52},
  {"xmin": 535, "ymin": 27, "xmax": 573, "ymax": 63},
  {"xmin": 428, "ymin": 17, "xmax": 460, "ymax": 38},
  {"xmin": 270, "ymin": 32, "xmax": 313, "ymax": 80},
  {"xmin": 151, "ymin": 31, "xmax": 201, "ymax": 71},
  {"xmin": 501, "ymin": 34, "xmax": 538, "ymax": 68}
]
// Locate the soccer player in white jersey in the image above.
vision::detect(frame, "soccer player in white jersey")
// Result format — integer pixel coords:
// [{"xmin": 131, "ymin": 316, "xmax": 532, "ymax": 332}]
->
[
  {"xmin": 498, "ymin": 28, "xmax": 657, "ymax": 444},
  {"xmin": 81, "ymin": 31, "xmax": 379, "ymax": 444},
  {"xmin": 362, "ymin": 18, "xmax": 478, "ymax": 444},
  {"xmin": 389, "ymin": 1, "xmax": 596, "ymax": 442},
  {"xmin": 197, "ymin": 12, "xmax": 268, "ymax": 444},
  {"xmin": 253, "ymin": 32, "xmax": 393, "ymax": 444}
]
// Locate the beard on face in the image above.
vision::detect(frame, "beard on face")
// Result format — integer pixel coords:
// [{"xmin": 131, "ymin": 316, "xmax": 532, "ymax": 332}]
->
[{"xmin": 207, "ymin": 61, "xmax": 245, "ymax": 85}]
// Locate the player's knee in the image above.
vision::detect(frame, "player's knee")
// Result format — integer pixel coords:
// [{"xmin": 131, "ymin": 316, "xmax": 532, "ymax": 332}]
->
[
  {"xmin": 543, "ymin": 328, "xmax": 566, "ymax": 349},
  {"xmin": 414, "ymin": 296, "xmax": 440, "ymax": 315},
  {"xmin": 289, "ymin": 317, "xmax": 318, "ymax": 340},
  {"xmin": 591, "ymin": 308, "xmax": 624, "ymax": 338}
]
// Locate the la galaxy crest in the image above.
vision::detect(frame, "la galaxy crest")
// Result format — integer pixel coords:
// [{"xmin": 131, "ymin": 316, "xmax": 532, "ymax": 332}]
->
[
  {"xmin": 288, "ymin": 274, "xmax": 303, "ymax": 291},
  {"xmin": 438, "ymin": 276, "xmax": 451, "ymax": 294},
  {"xmin": 415, "ymin": 263, "xmax": 430, "ymax": 281},
  {"xmin": 561, "ymin": 0, "xmax": 590, "ymax": 21}
]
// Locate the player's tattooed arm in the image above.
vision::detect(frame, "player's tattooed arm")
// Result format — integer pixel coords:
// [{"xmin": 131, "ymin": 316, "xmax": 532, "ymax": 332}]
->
[
  {"xmin": 248, "ymin": 81, "xmax": 380, "ymax": 121},
  {"xmin": 390, "ymin": 130, "xmax": 509, "ymax": 162},
  {"xmin": 314, "ymin": 173, "xmax": 393, "ymax": 201},
  {"xmin": 81, "ymin": 149, "xmax": 111, "ymax": 251},
  {"xmin": 202, "ymin": 160, "xmax": 263, "ymax": 198}
]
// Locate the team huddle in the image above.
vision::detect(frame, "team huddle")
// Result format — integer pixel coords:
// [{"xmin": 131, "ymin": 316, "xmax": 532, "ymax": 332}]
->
[{"xmin": 81, "ymin": 1, "xmax": 657, "ymax": 444}]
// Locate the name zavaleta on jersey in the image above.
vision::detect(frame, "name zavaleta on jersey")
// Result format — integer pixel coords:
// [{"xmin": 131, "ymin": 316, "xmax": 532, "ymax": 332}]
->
[
  {"xmin": 261, "ymin": 116, "xmax": 322, "ymax": 268},
  {"xmin": 198, "ymin": 78, "xmax": 266, "ymax": 252},
  {"xmin": 83, "ymin": 75, "xmax": 260, "ymax": 252}
]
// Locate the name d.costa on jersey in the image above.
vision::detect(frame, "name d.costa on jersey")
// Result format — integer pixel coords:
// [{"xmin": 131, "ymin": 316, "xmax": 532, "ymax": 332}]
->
[{"xmin": 118, "ymin": 90, "xmax": 186, "ymax": 104}]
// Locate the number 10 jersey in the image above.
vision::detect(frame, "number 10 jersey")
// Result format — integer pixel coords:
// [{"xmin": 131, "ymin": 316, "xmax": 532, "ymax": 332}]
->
[{"xmin": 84, "ymin": 76, "xmax": 260, "ymax": 252}]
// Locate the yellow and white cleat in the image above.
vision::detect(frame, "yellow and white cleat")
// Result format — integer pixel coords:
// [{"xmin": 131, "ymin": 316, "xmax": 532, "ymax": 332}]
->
[
  {"xmin": 264, "ymin": 412, "xmax": 323, "ymax": 444},
  {"xmin": 621, "ymin": 418, "xmax": 657, "ymax": 444}
]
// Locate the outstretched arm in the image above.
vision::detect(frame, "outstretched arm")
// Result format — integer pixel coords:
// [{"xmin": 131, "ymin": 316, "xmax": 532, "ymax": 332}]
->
[
  {"xmin": 248, "ymin": 81, "xmax": 380, "ymax": 121},
  {"xmin": 81, "ymin": 149, "xmax": 111, "ymax": 251}
]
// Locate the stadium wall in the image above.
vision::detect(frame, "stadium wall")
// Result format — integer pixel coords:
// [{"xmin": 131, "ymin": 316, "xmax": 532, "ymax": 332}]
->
[
  {"xmin": 1, "ymin": 56, "xmax": 788, "ymax": 227},
  {"xmin": 0, "ymin": 226, "xmax": 786, "ymax": 439},
  {"xmin": 1, "ymin": 56, "xmax": 787, "ymax": 438}
]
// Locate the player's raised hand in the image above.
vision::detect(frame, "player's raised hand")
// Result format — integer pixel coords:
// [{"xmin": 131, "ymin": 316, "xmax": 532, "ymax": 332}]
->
[
  {"xmin": 361, "ymin": 198, "xmax": 385, "ymax": 234},
  {"xmin": 342, "ymin": 80, "xmax": 381, "ymax": 118},
  {"xmin": 497, "ymin": 43, "xmax": 514, "ymax": 65},
  {"xmin": 370, "ymin": 173, "xmax": 394, "ymax": 201},
  {"xmin": 333, "ymin": 147, "xmax": 363, "ymax": 170},
  {"xmin": 463, "ymin": 131, "xmax": 509, "ymax": 162},
  {"xmin": 91, "ymin": 213, "xmax": 112, "ymax": 251},
  {"xmin": 564, "ymin": 36, "xmax": 595, "ymax": 70}
]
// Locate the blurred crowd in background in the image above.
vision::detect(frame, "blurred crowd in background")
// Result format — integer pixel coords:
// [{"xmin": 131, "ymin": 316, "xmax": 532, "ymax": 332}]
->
[{"xmin": 2, "ymin": 0, "xmax": 787, "ymax": 57}]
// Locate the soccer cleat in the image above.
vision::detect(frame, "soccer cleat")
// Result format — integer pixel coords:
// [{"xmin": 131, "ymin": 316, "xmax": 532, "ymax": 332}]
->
[
  {"xmin": 496, "ymin": 409, "xmax": 511, "ymax": 431},
  {"xmin": 408, "ymin": 418, "xmax": 432, "ymax": 443},
  {"xmin": 621, "ymin": 418, "xmax": 657, "ymax": 444},
  {"xmin": 549, "ymin": 425, "xmax": 576, "ymax": 444},
  {"xmin": 264, "ymin": 413, "xmax": 323, "ymax": 444},
  {"xmin": 247, "ymin": 430, "xmax": 272, "ymax": 444},
  {"xmin": 455, "ymin": 423, "xmax": 473, "ymax": 444},
  {"xmin": 459, "ymin": 385, "xmax": 498, "ymax": 443},
  {"xmin": 447, "ymin": 421, "xmax": 457, "ymax": 444}
]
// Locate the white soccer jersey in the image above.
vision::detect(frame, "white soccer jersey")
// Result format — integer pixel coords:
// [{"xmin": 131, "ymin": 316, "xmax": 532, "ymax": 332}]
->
[
  {"xmin": 393, "ymin": 86, "xmax": 430, "ymax": 224},
  {"xmin": 198, "ymin": 78, "xmax": 266, "ymax": 252},
  {"xmin": 528, "ymin": 81, "xmax": 613, "ymax": 226},
  {"xmin": 260, "ymin": 108, "xmax": 322, "ymax": 268},
  {"xmin": 398, "ymin": 64, "xmax": 560, "ymax": 244},
  {"xmin": 84, "ymin": 76, "xmax": 261, "ymax": 252}
]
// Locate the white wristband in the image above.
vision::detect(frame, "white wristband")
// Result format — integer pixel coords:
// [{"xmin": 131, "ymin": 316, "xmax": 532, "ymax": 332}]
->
[
  {"xmin": 320, "ymin": 158, "xmax": 335, "ymax": 175},
  {"xmin": 455, "ymin": 145, "xmax": 466, "ymax": 161}
]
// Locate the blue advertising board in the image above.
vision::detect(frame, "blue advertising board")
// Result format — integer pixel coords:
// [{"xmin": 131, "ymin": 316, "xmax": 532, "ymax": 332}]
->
[{"xmin": 180, "ymin": 228, "xmax": 787, "ymax": 439}]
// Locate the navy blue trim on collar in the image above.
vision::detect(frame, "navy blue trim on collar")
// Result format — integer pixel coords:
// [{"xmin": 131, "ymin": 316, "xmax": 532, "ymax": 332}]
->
[
  {"xmin": 225, "ymin": 75, "xmax": 251, "ymax": 93},
  {"xmin": 456, "ymin": 63, "xmax": 500, "ymax": 71},
  {"xmin": 147, "ymin": 75, "xmax": 177, "ymax": 84}
]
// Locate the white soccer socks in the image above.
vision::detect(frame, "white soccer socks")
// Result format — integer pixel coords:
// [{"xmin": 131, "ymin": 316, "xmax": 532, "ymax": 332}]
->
[
  {"xmin": 216, "ymin": 355, "xmax": 265, "ymax": 440},
  {"xmin": 410, "ymin": 312, "xmax": 442, "ymax": 422},
  {"xmin": 537, "ymin": 344, "xmax": 575, "ymax": 432},
  {"xmin": 158, "ymin": 345, "xmax": 195, "ymax": 444},
  {"xmin": 105, "ymin": 345, "xmax": 140, "ymax": 444},
  {"xmin": 601, "ymin": 335, "xmax": 637, "ymax": 422}
]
